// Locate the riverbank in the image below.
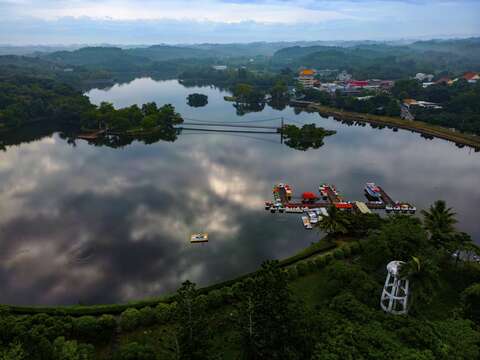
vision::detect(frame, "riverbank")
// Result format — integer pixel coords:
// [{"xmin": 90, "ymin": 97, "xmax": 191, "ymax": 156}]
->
[{"xmin": 308, "ymin": 104, "xmax": 480, "ymax": 150}]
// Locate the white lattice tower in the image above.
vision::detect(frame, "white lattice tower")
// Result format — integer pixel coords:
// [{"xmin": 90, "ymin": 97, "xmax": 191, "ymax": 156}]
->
[{"xmin": 380, "ymin": 260, "xmax": 409, "ymax": 315}]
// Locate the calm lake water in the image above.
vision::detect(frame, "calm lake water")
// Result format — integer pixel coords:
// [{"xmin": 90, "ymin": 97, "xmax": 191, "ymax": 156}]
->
[{"xmin": 1, "ymin": 78, "xmax": 479, "ymax": 305}]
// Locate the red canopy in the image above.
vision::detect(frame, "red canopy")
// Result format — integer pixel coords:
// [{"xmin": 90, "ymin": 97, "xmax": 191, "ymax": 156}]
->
[{"xmin": 302, "ymin": 192, "xmax": 317, "ymax": 200}]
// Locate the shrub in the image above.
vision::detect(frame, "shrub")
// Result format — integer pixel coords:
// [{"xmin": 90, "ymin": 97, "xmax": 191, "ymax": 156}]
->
[
  {"xmin": 350, "ymin": 242, "xmax": 361, "ymax": 254},
  {"xmin": 154, "ymin": 303, "xmax": 172, "ymax": 324},
  {"xmin": 307, "ymin": 260, "xmax": 317, "ymax": 273},
  {"xmin": 343, "ymin": 246, "xmax": 352, "ymax": 257},
  {"xmin": 119, "ymin": 308, "xmax": 141, "ymax": 332},
  {"xmin": 324, "ymin": 254, "xmax": 333, "ymax": 264},
  {"xmin": 287, "ymin": 266, "xmax": 298, "ymax": 280},
  {"xmin": 98, "ymin": 314, "xmax": 117, "ymax": 341},
  {"xmin": 324, "ymin": 262, "xmax": 380, "ymax": 306},
  {"xmin": 221, "ymin": 286, "xmax": 234, "ymax": 304},
  {"xmin": 231, "ymin": 282, "xmax": 244, "ymax": 298},
  {"xmin": 139, "ymin": 306, "xmax": 156, "ymax": 327},
  {"xmin": 206, "ymin": 289, "xmax": 224, "ymax": 308},
  {"xmin": 296, "ymin": 262, "xmax": 309, "ymax": 276},
  {"xmin": 315, "ymin": 257, "xmax": 326, "ymax": 269},
  {"xmin": 462, "ymin": 283, "xmax": 480, "ymax": 324},
  {"xmin": 73, "ymin": 316, "xmax": 100, "ymax": 341},
  {"xmin": 333, "ymin": 248, "xmax": 345, "ymax": 260},
  {"xmin": 114, "ymin": 342, "xmax": 157, "ymax": 360}
]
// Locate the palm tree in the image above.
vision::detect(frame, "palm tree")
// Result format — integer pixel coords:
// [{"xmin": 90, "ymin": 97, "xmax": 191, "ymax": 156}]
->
[
  {"xmin": 317, "ymin": 205, "xmax": 350, "ymax": 237},
  {"xmin": 421, "ymin": 200, "xmax": 457, "ymax": 248},
  {"xmin": 399, "ymin": 256, "xmax": 440, "ymax": 313}
]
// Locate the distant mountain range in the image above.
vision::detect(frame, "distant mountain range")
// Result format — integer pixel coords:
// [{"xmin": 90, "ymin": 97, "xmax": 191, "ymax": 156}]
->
[{"xmin": 4, "ymin": 38, "xmax": 477, "ymax": 58}]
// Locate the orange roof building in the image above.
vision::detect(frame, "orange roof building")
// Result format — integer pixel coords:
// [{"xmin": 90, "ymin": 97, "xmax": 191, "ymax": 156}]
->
[
  {"xmin": 299, "ymin": 69, "xmax": 315, "ymax": 76},
  {"xmin": 298, "ymin": 69, "xmax": 316, "ymax": 88}
]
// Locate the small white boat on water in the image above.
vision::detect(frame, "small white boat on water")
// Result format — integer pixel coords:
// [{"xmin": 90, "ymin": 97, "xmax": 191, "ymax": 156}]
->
[
  {"xmin": 190, "ymin": 233, "xmax": 209, "ymax": 243},
  {"xmin": 301, "ymin": 216, "xmax": 313, "ymax": 230}
]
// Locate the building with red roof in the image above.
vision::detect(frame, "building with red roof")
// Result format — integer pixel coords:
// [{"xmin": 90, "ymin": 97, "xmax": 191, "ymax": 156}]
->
[
  {"xmin": 463, "ymin": 72, "xmax": 479, "ymax": 83},
  {"xmin": 348, "ymin": 80, "xmax": 369, "ymax": 88}
]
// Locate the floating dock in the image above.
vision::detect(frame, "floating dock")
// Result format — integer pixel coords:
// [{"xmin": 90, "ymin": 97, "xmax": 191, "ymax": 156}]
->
[
  {"xmin": 355, "ymin": 201, "xmax": 372, "ymax": 214},
  {"xmin": 265, "ymin": 182, "xmax": 416, "ymax": 229}
]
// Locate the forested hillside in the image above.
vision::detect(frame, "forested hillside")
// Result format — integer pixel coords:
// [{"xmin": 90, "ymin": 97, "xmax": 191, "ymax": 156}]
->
[{"xmin": 272, "ymin": 39, "xmax": 480, "ymax": 79}]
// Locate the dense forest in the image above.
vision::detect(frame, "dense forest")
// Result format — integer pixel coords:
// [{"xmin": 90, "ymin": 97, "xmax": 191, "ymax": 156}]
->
[{"xmin": 0, "ymin": 202, "xmax": 479, "ymax": 359}]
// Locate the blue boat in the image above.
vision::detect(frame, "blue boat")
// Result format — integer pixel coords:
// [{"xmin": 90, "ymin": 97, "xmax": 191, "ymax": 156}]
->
[{"xmin": 365, "ymin": 182, "xmax": 382, "ymax": 199}]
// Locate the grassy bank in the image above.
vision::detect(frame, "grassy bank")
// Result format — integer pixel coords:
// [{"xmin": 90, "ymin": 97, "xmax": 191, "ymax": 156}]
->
[{"xmin": 309, "ymin": 104, "xmax": 480, "ymax": 150}]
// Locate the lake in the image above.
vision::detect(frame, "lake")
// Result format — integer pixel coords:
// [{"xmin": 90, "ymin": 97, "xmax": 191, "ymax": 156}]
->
[{"xmin": 1, "ymin": 78, "xmax": 479, "ymax": 305}]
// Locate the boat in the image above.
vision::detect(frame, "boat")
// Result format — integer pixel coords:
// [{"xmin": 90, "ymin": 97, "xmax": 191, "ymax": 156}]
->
[
  {"xmin": 335, "ymin": 202, "xmax": 353, "ymax": 210},
  {"xmin": 307, "ymin": 211, "xmax": 319, "ymax": 224},
  {"xmin": 190, "ymin": 233, "xmax": 208, "ymax": 243},
  {"xmin": 273, "ymin": 183, "xmax": 293, "ymax": 203},
  {"xmin": 320, "ymin": 208, "xmax": 329, "ymax": 217},
  {"xmin": 319, "ymin": 184, "xmax": 329, "ymax": 200},
  {"xmin": 365, "ymin": 182, "xmax": 382, "ymax": 199},
  {"xmin": 301, "ymin": 216, "xmax": 313, "ymax": 230}
]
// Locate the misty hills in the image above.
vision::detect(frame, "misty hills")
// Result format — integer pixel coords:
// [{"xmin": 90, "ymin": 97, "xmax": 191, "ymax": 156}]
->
[{"xmin": 1, "ymin": 38, "xmax": 479, "ymax": 83}]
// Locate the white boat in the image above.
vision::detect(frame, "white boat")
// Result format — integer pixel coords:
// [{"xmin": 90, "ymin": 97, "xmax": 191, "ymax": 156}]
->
[
  {"xmin": 190, "ymin": 233, "xmax": 208, "ymax": 243},
  {"xmin": 308, "ymin": 212, "xmax": 319, "ymax": 224},
  {"xmin": 301, "ymin": 216, "xmax": 313, "ymax": 230}
]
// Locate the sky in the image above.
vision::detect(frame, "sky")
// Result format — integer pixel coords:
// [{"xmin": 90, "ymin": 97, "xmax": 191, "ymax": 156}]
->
[{"xmin": 0, "ymin": 0, "xmax": 479, "ymax": 45}]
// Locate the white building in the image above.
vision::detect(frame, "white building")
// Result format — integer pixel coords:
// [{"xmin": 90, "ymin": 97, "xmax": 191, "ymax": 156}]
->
[
  {"xmin": 415, "ymin": 73, "xmax": 434, "ymax": 82},
  {"xmin": 337, "ymin": 70, "xmax": 352, "ymax": 82}
]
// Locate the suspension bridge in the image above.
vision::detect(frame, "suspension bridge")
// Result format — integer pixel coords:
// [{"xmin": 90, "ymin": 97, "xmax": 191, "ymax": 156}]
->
[{"xmin": 179, "ymin": 117, "xmax": 288, "ymax": 142}]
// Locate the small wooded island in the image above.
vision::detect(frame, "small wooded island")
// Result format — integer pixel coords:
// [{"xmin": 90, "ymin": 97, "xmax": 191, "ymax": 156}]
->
[
  {"xmin": 187, "ymin": 93, "xmax": 208, "ymax": 107},
  {"xmin": 282, "ymin": 123, "xmax": 336, "ymax": 151}
]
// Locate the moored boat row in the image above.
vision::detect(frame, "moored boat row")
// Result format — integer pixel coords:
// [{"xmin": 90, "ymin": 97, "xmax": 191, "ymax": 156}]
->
[{"xmin": 266, "ymin": 181, "xmax": 416, "ymax": 230}]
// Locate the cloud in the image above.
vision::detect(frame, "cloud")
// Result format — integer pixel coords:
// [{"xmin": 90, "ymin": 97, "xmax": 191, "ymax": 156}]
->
[
  {"xmin": 0, "ymin": 0, "xmax": 478, "ymax": 44},
  {"xmin": 2, "ymin": 0, "xmax": 353, "ymax": 22}
]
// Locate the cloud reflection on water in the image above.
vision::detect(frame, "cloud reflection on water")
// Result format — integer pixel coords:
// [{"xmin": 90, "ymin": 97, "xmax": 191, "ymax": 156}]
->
[{"xmin": 0, "ymin": 78, "xmax": 479, "ymax": 305}]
